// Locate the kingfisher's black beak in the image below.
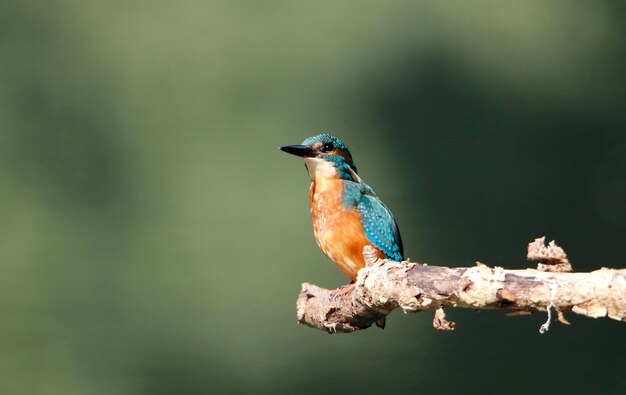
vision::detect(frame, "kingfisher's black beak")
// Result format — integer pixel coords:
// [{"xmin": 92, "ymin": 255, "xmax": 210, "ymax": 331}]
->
[{"xmin": 279, "ymin": 144, "xmax": 315, "ymax": 158}]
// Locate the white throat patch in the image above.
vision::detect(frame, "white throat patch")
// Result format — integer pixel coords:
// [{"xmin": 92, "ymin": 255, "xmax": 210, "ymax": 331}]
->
[{"xmin": 304, "ymin": 157, "xmax": 337, "ymax": 180}]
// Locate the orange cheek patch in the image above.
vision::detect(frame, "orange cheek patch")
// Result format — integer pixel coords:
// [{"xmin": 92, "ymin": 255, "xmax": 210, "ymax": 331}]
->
[{"xmin": 327, "ymin": 150, "xmax": 351, "ymax": 163}]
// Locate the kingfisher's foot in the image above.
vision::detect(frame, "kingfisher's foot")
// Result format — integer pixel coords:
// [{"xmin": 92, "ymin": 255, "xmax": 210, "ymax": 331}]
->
[{"xmin": 329, "ymin": 282, "xmax": 356, "ymax": 300}]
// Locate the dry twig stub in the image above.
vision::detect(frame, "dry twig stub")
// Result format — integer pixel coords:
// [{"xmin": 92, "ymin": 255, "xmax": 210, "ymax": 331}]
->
[{"xmin": 528, "ymin": 236, "xmax": 572, "ymax": 272}]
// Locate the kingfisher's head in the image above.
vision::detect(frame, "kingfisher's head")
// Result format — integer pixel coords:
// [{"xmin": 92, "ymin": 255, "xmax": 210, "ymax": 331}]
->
[{"xmin": 279, "ymin": 133, "xmax": 358, "ymax": 181}]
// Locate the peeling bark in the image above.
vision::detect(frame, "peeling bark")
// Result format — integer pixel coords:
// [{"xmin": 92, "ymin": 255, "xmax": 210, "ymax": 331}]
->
[{"xmin": 296, "ymin": 238, "xmax": 626, "ymax": 333}]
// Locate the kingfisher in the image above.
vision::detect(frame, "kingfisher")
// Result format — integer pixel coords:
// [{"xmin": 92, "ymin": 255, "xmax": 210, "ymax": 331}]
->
[{"xmin": 280, "ymin": 133, "xmax": 404, "ymax": 326}]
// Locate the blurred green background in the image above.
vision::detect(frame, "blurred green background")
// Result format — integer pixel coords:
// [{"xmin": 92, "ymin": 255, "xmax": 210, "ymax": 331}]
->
[{"xmin": 1, "ymin": 1, "xmax": 625, "ymax": 394}]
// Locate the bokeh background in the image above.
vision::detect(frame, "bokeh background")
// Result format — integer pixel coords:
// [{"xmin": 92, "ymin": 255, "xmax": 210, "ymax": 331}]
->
[{"xmin": 1, "ymin": 1, "xmax": 625, "ymax": 394}]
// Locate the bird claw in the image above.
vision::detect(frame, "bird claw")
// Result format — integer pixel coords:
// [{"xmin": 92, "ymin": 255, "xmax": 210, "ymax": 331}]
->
[{"xmin": 329, "ymin": 283, "xmax": 356, "ymax": 300}]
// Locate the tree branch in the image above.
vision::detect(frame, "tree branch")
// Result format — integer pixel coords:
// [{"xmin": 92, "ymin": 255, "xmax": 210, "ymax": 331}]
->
[{"xmin": 296, "ymin": 238, "xmax": 626, "ymax": 333}]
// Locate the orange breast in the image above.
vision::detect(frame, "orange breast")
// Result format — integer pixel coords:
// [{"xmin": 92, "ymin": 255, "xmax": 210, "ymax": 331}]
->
[{"xmin": 309, "ymin": 177, "xmax": 384, "ymax": 280}]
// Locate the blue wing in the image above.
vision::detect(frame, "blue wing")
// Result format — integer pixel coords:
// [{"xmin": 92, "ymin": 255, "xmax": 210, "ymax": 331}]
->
[{"xmin": 342, "ymin": 181, "xmax": 404, "ymax": 262}]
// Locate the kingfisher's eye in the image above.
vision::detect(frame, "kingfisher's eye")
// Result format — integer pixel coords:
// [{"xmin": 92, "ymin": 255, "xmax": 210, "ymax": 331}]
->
[{"xmin": 322, "ymin": 142, "xmax": 334, "ymax": 152}]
